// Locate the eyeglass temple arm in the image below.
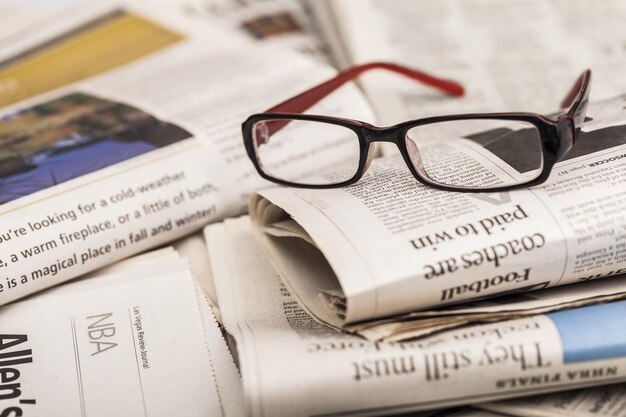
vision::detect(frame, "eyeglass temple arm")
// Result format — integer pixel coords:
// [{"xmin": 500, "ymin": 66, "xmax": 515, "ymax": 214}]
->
[
  {"xmin": 265, "ymin": 62, "xmax": 464, "ymax": 114},
  {"xmin": 560, "ymin": 69, "xmax": 591, "ymax": 113}
]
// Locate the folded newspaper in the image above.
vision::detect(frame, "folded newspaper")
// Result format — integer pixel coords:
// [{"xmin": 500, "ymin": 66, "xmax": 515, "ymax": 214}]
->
[
  {"xmin": 207, "ymin": 216, "xmax": 626, "ymax": 416},
  {"xmin": 249, "ymin": 93, "xmax": 626, "ymax": 339},
  {"xmin": 0, "ymin": 246, "xmax": 243, "ymax": 417},
  {"xmin": 354, "ymin": 275, "xmax": 626, "ymax": 342}
]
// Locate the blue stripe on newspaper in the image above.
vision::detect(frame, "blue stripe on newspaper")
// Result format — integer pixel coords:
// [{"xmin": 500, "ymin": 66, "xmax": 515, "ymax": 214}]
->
[{"xmin": 547, "ymin": 300, "xmax": 626, "ymax": 363}]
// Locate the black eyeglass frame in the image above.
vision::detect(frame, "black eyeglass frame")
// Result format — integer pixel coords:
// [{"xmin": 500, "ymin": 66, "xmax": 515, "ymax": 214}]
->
[{"xmin": 242, "ymin": 68, "xmax": 590, "ymax": 192}]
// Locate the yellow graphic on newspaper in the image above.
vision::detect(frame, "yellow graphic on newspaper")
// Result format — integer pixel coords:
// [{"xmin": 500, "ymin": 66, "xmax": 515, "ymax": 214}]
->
[{"xmin": 0, "ymin": 10, "xmax": 183, "ymax": 108}]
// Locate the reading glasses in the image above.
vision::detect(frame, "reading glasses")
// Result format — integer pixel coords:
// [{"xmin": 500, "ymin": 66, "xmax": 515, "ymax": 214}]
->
[{"xmin": 242, "ymin": 63, "xmax": 590, "ymax": 191}]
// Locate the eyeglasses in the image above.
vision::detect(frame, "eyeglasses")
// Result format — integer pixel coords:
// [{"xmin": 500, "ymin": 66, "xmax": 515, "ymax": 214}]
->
[{"xmin": 242, "ymin": 62, "xmax": 590, "ymax": 191}]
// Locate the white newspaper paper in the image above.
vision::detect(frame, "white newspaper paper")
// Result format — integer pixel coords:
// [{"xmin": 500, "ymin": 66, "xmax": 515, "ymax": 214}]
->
[
  {"xmin": 0, "ymin": 248, "xmax": 244, "ymax": 417},
  {"xmin": 315, "ymin": 0, "xmax": 626, "ymax": 127},
  {"xmin": 482, "ymin": 383, "xmax": 626, "ymax": 417},
  {"xmin": 206, "ymin": 216, "xmax": 626, "ymax": 416},
  {"xmin": 0, "ymin": 14, "xmax": 375, "ymax": 306},
  {"xmin": 180, "ymin": 0, "xmax": 332, "ymax": 63},
  {"xmin": 354, "ymin": 274, "xmax": 626, "ymax": 342}
]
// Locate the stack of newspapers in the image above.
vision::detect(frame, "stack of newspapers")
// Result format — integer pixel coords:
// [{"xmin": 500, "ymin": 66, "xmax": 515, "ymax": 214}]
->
[{"xmin": 1, "ymin": 1, "xmax": 626, "ymax": 416}]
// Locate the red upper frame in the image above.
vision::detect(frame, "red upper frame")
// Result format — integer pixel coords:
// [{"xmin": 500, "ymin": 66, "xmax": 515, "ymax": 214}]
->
[
  {"xmin": 561, "ymin": 71, "xmax": 587, "ymax": 109},
  {"xmin": 266, "ymin": 62, "xmax": 465, "ymax": 114},
  {"xmin": 257, "ymin": 62, "xmax": 465, "ymax": 141}
]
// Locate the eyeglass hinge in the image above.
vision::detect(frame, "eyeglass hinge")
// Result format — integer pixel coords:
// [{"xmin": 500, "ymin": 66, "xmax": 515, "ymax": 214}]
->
[{"xmin": 555, "ymin": 115, "xmax": 576, "ymax": 160}]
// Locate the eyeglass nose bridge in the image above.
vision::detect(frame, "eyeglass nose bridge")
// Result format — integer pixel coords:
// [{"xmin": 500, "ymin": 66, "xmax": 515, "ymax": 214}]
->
[{"xmin": 362, "ymin": 126, "xmax": 399, "ymax": 144}]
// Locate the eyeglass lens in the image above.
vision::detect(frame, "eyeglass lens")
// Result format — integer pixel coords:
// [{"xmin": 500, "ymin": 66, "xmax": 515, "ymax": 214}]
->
[
  {"xmin": 252, "ymin": 119, "xmax": 361, "ymax": 186},
  {"xmin": 405, "ymin": 119, "xmax": 544, "ymax": 189}
]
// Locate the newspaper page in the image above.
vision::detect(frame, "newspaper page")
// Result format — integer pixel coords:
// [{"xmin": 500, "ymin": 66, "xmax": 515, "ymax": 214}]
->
[
  {"xmin": 0, "ymin": 3, "xmax": 213, "ymax": 108},
  {"xmin": 0, "ymin": 248, "xmax": 244, "ymax": 417},
  {"xmin": 0, "ymin": 0, "xmax": 118, "ymax": 53},
  {"xmin": 317, "ymin": 0, "xmax": 626, "ymax": 127},
  {"xmin": 0, "ymin": 10, "xmax": 376, "ymax": 305},
  {"xmin": 481, "ymin": 383, "xmax": 626, "ymax": 417},
  {"xmin": 206, "ymin": 216, "xmax": 626, "ymax": 416},
  {"xmin": 0, "ymin": 0, "xmax": 84, "ymax": 45},
  {"xmin": 249, "ymin": 93, "xmax": 626, "ymax": 325},
  {"xmin": 81, "ymin": 242, "xmax": 243, "ymax": 411},
  {"xmin": 178, "ymin": 0, "xmax": 332, "ymax": 63},
  {"xmin": 354, "ymin": 273, "xmax": 626, "ymax": 342},
  {"xmin": 172, "ymin": 231, "xmax": 221, "ymax": 313},
  {"xmin": 86, "ymin": 247, "xmax": 245, "ymax": 417}
]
